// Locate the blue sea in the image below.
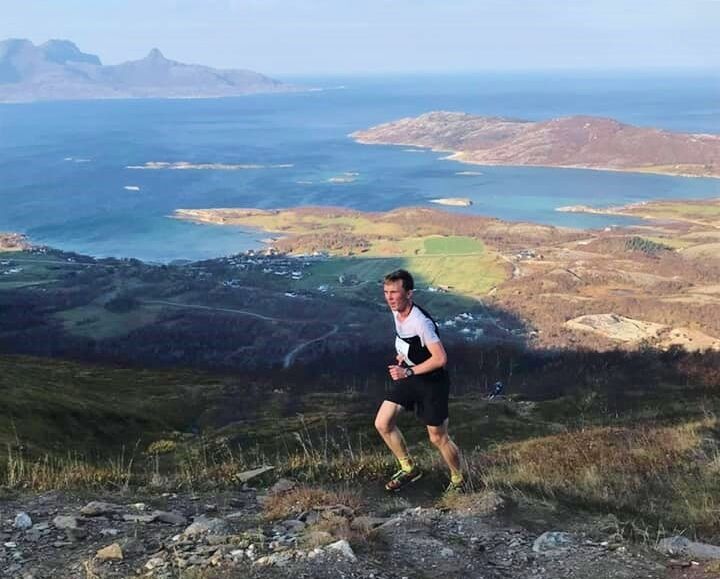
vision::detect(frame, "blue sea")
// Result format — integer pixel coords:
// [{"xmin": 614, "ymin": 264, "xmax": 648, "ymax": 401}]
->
[{"xmin": 1, "ymin": 72, "xmax": 718, "ymax": 262}]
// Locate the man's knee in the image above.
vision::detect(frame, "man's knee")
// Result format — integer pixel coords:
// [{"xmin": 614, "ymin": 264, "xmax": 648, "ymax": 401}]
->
[
  {"xmin": 375, "ymin": 415, "xmax": 395, "ymax": 436},
  {"xmin": 428, "ymin": 430, "xmax": 449, "ymax": 448}
]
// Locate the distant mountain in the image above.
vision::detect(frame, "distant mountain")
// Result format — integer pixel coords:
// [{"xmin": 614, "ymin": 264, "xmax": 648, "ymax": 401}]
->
[
  {"xmin": 0, "ymin": 38, "xmax": 296, "ymax": 102},
  {"xmin": 353, "ymin": 112, "xmax": 720, "ymax": 178}
]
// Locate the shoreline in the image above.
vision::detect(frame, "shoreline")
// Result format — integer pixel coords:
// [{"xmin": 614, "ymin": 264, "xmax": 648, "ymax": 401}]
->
[
  {"xmin": 353, "ymin": 136, "xmax": 720, "ymax": 180},
  {"xmin": 8, "ymin": 193, "xmax": 719, "ymax": 263}
]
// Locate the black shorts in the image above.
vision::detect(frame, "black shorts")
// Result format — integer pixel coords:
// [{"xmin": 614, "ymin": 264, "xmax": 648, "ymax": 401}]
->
[{"xmin": 384, "ymin": 370, "xmax": 450, "ymax": 427}]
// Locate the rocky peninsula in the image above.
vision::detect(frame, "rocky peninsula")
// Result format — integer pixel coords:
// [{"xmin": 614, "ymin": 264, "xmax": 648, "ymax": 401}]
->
[
  {"xmin": 0, "ymin": 232, "xmax": 30, "ymax": 252},
  {"xmin": 352, "ymin": 112, "xmax": 720, "ymax": 178}
]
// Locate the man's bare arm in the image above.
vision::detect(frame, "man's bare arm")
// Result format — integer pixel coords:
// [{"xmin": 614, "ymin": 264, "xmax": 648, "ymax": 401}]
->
[{"xmin": 388, "ymin": 340, "xmax": 447, "ymax": 380}]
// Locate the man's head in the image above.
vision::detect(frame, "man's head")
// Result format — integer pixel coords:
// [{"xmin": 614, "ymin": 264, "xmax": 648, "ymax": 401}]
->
[{"xmin": 383, "ymin": 269, "xmax": 414, "ymax": 312}]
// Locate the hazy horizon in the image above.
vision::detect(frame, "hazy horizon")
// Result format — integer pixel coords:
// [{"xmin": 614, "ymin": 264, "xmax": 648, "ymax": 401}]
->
[{"xmin": 2, "ymin": 0, "xmax": 718, "ymax": 75}]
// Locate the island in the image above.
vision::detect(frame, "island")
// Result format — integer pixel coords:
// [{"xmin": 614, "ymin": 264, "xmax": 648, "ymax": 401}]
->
[
  {"xmin": 0, "ymin": 38, "xmax": 299, "ymax": 103},
  {"xmin": 429, "ymin": 197, "xmax": 473, "ymax": 207},
  {"xmin": 127, "ymin": 162, "xmax": 294, "ymax": 171},
  {"xmin": 352, "ymin": 112, "xmax": 720, "ymax": 178}
]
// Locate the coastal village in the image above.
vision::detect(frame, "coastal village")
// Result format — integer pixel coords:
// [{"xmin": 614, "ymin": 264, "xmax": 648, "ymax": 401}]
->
[{"xmin": 0, "ymin": 242, "xmax": 499, "ymax": 348}]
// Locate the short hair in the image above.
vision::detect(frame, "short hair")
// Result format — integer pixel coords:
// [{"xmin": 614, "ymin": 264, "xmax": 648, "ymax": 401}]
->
[{"xmin": 384, "ymin": 269, "xmax": 414, "ymax": 291}]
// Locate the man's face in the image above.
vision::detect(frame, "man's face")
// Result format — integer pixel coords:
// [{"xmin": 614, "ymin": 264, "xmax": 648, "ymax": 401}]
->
[{"xmin": 384, "ymin": 279, "xmax": 412, "ymax": 312}]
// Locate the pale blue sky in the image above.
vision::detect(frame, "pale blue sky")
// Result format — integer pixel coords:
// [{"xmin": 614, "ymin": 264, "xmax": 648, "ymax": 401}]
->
[{"xmin": 3, "ymin": 0, "xmax": 718, "ymax": 74}]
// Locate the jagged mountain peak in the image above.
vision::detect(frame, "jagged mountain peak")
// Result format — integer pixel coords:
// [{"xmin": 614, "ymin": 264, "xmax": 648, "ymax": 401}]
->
[
  {"xmin": 145, "ymin": 47, "xmax": 166, "ymax": 61},
  {"xmin": 39, "ymin": 39, "xmax": 102, "ymax": 66}
]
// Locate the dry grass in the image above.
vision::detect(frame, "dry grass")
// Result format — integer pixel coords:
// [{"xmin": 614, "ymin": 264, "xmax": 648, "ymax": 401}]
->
[
  {"xmin": 1, "ymin": 436, "xmax": 261, "ymax": 491},
  {"xmin": 4, "ymin": 444, "xmax": 136, "ymax": 491},
  {"xmin": 82, "ymin": 558, "xmax": 101, "ymax": 579},
  {"xmin": 5, "ymin": 403, "xmax": 720, "ymax": 540},
  {"xmin": 280, "ymin": 450, "xmax": 391, "ymax": 482},
  {"xmin": 437, "ymin": 489, "xmax": 507, "ymax": 515},
  {"xmin": 262, "ymin": 485, "xmax": 364, "ymax": 521},
  {"xmin": 260, "ymin": 484, "xmax": 387, "ymax": 553},
  {"xmin": 470, "ymin": 419, "xmax": 720, "ymax": 536},
  {"xmin": 483, "ymin": 423, "xmax": 700, "ymax": 489}
]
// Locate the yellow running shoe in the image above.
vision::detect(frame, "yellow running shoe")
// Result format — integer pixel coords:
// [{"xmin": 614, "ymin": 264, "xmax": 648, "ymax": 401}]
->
[{"xmin": 384, "ymin": 467, "xmax": 423, "ymax": 492}]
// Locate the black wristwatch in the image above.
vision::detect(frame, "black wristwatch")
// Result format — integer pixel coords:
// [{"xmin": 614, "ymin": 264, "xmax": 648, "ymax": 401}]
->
[{"xmin": 404, "ymin": 367, "xmax": 415, "ymax": 378}]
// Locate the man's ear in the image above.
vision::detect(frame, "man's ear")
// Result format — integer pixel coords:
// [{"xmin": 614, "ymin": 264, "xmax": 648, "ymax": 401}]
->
[{"xmin": 407, "ymin": 289, "xmax": 414, "ymax": 299}]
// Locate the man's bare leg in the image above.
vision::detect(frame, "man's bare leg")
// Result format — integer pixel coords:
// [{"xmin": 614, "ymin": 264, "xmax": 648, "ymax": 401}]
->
[
  {"xmin": 427, "ymin": 420, "xmax": 463, "ymax": 482},
  {"xmin": 376, "ymin": 401, "xmax": 422, "ymax": 490},
  {"xmin": 374, "ymin": 401, "xmax": 410, "ymax": 461}
]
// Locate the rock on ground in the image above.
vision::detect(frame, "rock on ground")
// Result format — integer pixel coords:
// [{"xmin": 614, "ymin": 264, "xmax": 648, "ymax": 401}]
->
[{"xmin": 0, "ymin": 486, "xmax": 700, "ymax": 579}]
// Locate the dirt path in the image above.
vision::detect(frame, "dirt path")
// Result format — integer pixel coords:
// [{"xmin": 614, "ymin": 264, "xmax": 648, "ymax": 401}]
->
[
  {"xmin": 0, "ymin": 486, "xmax": 688, "ymax": 579},
  {"xmin": 141, "ymin": 300, "xmax": 306, "ymax": 324},
  {"xmin": 283, "ymin": 324, "xmax": 339, "ymax": 368}
]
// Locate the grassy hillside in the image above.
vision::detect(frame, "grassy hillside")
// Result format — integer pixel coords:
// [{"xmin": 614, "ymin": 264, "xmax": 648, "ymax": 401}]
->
[
  {"xmin": 0, "ymin": 355, "xmax": 227, "ymax": 456},
  {"xmin": 4, "ymin": 350, "xmax": 720, "ymax": 540}
]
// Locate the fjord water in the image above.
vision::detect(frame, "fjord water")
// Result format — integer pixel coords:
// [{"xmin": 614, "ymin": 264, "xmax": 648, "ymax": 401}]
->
[{"xmin": 1, "ymin": 72, "xmax": 718, "ymax": 262}]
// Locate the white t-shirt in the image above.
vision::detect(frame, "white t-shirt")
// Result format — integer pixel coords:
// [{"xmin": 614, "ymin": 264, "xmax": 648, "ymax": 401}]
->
[{"xmin": 393, "ymin": 304, "xmax": 440, "ymax": 367}]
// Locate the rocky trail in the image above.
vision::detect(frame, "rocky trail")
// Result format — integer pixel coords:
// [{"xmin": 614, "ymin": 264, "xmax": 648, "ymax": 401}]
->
[{"xmin": 0, "ymin": 473, "xmax": 716, "ymax": 579}]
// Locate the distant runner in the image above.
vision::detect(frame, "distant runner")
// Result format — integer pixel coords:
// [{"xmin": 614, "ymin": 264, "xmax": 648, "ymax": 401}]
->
[{"xmin": 375, "ymin": 269, "xmax": 464, "ymax": 493}]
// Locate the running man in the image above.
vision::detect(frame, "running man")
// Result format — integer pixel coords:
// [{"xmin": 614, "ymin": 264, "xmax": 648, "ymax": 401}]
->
[{"xmin": 375, "ymin": 269, "xmax": 464, "ymax": 493}]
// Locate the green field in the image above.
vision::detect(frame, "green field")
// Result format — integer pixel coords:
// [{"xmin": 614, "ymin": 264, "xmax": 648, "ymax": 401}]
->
[
  {"xmin": 296, "ymin": 235, "xmax": 505, "ymax": 299},
  {"xmin": 423, "ymin": 235, "xmax": 486, "ymax": 255},
  {"xmin": 56, "ymin": 303, "xmax": 163, "ymax": 339},
  {"xmin": 296, "ymin": 254, "xmax": 503, "ymax": 298},
  {"xmin": 177, "ymin": 208, "xmax": 509, "ymax": 299},
  {"xmin": 0, "ymin": 254, "xmax": 65, "ymax": 287}
]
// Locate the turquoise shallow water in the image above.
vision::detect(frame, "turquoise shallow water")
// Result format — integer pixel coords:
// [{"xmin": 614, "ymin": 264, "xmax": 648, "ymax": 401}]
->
[{"xmin": 0, "ymin": 72, "xmax": 718, "ymax": 262}]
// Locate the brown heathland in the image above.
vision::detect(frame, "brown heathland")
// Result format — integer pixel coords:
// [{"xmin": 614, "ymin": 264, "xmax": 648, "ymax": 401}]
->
[{"xmin": 352, "ymin": 112, "xmax": 720, "ymax": 178}]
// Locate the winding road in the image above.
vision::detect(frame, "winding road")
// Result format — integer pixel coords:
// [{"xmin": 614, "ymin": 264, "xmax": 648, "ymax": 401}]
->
[
  {"xmin": 141, "ymin": 299, "xmax": 339, "ymax": 368},
  {"xmin": 282, "ymin": 324, "xmax": 339, "ymax": 368}
]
